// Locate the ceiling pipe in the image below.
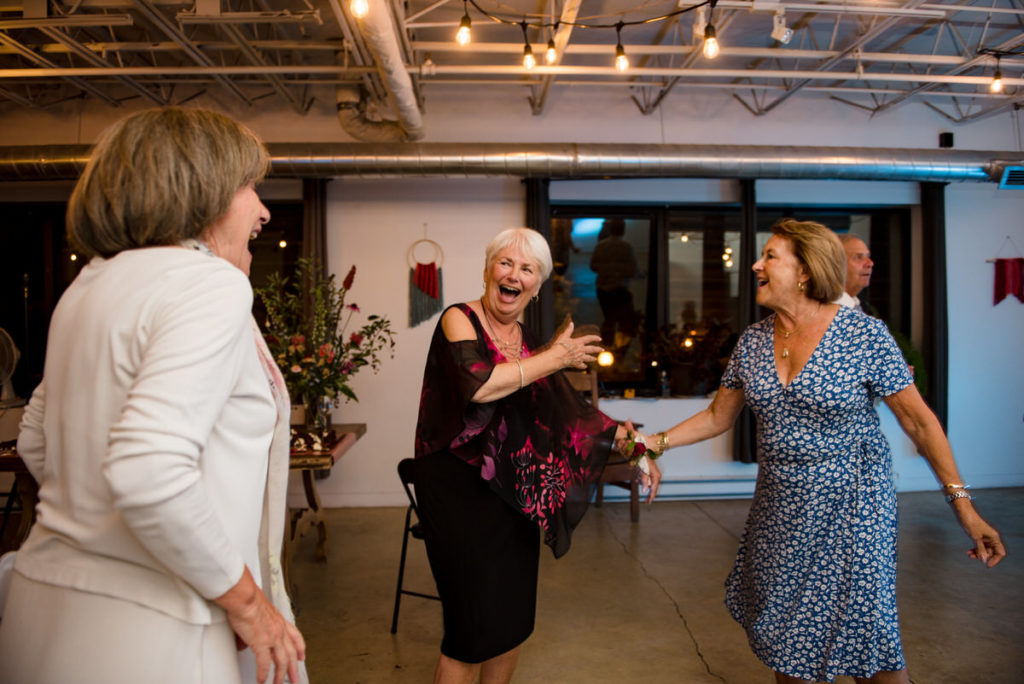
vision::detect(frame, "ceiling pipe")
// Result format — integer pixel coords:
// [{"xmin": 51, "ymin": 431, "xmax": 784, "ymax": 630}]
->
[
  {"xmin": 0, "ymin": 143, "xmax": 1018, "ymax": 183},
  {"xmin": 349, "ymin": 0, "xmax": 424, "ymax": 141}
]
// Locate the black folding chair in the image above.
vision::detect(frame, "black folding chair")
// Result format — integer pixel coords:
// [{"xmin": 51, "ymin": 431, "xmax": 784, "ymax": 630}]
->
[{"xmin": 390, "ymin": 457, "xmax": 440, "ymax": 634}]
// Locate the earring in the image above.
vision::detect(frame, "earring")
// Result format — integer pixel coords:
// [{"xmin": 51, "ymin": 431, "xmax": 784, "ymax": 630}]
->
[
  {"xmin": 797, "ymin": 281, "xmax": 805, "ymax": 292},
  {"xmin": 532, "ymin": 294, "xmax": 539, "ymax": 303}
]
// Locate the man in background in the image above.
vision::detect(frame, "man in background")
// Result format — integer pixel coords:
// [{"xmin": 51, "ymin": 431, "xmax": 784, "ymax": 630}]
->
[{"xmin": 836, "ymin": 234, "xmax": 873, "ymax": 310}]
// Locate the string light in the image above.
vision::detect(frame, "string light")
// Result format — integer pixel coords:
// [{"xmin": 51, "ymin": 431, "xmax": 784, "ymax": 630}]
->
[
  {"xmin": 456, "ymin": 8, "xmax": 472, "ymax": 46},
  {"xmin": 519, "ymin": 22, "xmax": 535, "ymax": 69},
  {"xmin": 614, "ymin": 23, "xmax": 629, "ymax": 72},
  {"xmin": 597, "ymin": 351, "xmax": 614, "ymax": 366},
  {"xmin": 703, "ymin": 0, "xmax": 720, "ymax": 59},
  {"xmin": 455, "ymin": 0, "xmax": 719, "ymax": 69},
  {"xmin": 991, "ymin": 59, "xmax": 1003, "ymax": 93},
  {"xmin": 350, "ymin": 0, "xmax": 368, "ymax": 19},
  {"xmin": 703, "ymin": 23, "xmax": 720, "ymax": 59}
]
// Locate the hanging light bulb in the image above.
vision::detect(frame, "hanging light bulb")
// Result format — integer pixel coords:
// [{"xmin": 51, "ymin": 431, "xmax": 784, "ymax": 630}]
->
[
  {"xmin": 546, "ymin": 38, "xmax": 557, "ymax": 64},
  {"xmin": 614, "ymin": 23, "xmax": 628, "ymax": 72},
  {"xmin": 350, "ymin": 0, "xmax": 369, "ymax": 19},
  {"xmin": 597, "ymin": 351, "xmax": 614, "ymax": 367},
  {"xmin": 615, "ymin": 42, "xmax": 629, "ymax": 72},
  {"xmin": 523, "ymin": 44, "xmax": 536, "ymax": 70},
  {"xmin": 990, "ymin": 60, "xmax": 1004, "ymax": 93},
  {"xmin": 456, "ymin": 12, "xmax": 471, "ymax": 46},
  {"xmin": 519, "ymin": 22, "xmax": 535, "ymax": 70},
  {"xmin": 703, "ymin": 23, "xmax": 720, "ymax": 60}
]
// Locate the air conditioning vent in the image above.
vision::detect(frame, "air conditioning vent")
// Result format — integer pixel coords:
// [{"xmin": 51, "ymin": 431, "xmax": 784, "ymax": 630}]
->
[{"xmin": 999, "ymin": 166, "xmax": 1024, "ymax": 189}]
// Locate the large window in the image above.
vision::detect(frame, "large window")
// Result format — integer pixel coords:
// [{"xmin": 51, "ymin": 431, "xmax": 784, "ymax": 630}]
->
[{"xmin": 550, "ymin": 203, "xmax": 913, "ymax": 397}]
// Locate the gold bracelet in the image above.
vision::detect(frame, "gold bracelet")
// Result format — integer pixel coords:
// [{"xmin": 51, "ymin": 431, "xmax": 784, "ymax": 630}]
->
[
  {"xmin": 942, "ymin": 483, "xmax": 968, "ymax": 490},
  {"xmin": 656, "ymin": 431, "xmax": 670, "ymax": 454},
  {"xmin": 515, "ymin": 359, "xmax": 524, "ymax": 389}
]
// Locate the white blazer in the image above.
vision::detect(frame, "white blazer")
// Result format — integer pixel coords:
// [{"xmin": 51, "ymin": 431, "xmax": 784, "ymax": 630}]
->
[{"xmin": 15, "ymin": 247, "xmax": 294, "ymax": 636}]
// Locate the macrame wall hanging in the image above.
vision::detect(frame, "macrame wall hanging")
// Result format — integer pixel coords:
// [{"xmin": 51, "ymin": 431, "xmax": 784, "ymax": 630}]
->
[
  {"xmin": 408, "ymin": 233, "xmax": 445, "ymax": 327},
  {"xmin": 987, "ymin": 236, "xmax": 1024, "ymax": 305}
]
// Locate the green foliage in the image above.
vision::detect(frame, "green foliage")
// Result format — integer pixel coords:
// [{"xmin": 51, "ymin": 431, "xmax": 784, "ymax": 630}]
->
[
  {"xmin": 887, "ymin": 326, "xmax": 928, "ymax": 397},
  {"xmin": 255, "ymin": 258, "xmax": 396, "ymax": 409}
]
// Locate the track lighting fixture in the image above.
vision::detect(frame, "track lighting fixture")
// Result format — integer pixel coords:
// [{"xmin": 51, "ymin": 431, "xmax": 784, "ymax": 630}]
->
[
  {"xmin": 991, "ymin": 59, "xmax": 1003, "ymax": 93},
  {"xmin": 614, "ymin": 23, "xmax": 628, "ymax": 72},
  {"xmin": 456, "ymin": 8, "xmax": 471, "ymax": 46},
  {"xmin": 692, "ymin": 6, "xmax": 707, "ymax": 43},
  {"xmin": 771, "ymin": 10, "xmax": 793, "ymax": 44},
  {"xmin": 350, "ymin": 0, "xmax": 368, "ymax": 19}
]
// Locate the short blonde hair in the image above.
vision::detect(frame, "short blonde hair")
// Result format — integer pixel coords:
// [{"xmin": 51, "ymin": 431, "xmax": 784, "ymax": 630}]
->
[
  {"xmin": 68, "ymin": 107, "xmax": 270, "ymax": 258},
  {"xmin": 484, "ymin": 227, "xmax": 553, "ymax": 281},
  {"xmin": 771, "ymin": 219, "xmax": 845, "ymax": 303}
]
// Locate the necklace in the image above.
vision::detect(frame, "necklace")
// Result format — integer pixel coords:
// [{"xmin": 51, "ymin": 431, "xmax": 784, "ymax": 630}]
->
[
  {"xmin": 480, "ymin": 304, "xmax": 522, "ymax": 359},
  {"xmin": 775, "ymin": 302, "xmax": 822, "ymax": 359}
]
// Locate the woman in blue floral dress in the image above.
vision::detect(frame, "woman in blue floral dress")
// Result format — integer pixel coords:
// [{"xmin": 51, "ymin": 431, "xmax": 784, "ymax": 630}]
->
[{"xmin": 640, "ymin": 220, "xmax": 1004, "ymax": 683}]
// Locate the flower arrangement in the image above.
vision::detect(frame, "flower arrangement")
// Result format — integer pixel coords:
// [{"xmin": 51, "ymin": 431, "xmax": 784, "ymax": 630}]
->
[{"xmin": 256, "ymin": 257, "xmax": 396, "ymax": 433}]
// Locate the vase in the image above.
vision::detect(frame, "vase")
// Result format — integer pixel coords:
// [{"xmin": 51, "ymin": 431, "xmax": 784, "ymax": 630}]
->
[{"xmin": 307, "ymin": 397, "xmax": 334, "ymax": 437}]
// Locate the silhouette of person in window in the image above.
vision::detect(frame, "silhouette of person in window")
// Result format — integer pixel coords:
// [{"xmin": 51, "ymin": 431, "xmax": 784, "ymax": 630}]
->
[{"xmin": 589, "ymin": 218, "xmax": 638, "ymax": 350}]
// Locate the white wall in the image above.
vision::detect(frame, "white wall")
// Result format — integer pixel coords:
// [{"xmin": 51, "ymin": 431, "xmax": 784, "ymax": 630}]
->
[{"xmin": 302, "ymin": 174, "xmax": 1024, "ymax": 507}]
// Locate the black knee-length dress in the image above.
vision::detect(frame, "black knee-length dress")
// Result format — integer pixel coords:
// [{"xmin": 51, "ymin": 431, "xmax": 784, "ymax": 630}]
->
[{"xmin": 413, "ymin": 304, "xmax": 617, "ymax": 663}]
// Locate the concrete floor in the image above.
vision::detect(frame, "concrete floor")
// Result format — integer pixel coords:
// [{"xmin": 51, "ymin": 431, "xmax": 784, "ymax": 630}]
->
[{"xmin": 288, "ymin": 488, "xmax": 1023, "ymax": 684}]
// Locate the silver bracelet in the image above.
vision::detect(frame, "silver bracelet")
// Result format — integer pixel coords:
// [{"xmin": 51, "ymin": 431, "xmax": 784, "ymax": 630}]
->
[
  {"xmin": 946, "ymin": 489, "xmax": 973, "ymax": 504},
  {"xmin": 515, "ymin": 358, "xmax": 524, "ymax": 389}
]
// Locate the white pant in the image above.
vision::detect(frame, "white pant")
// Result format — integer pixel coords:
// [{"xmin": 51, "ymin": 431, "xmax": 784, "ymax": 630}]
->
[{"xmin": 0, "ymin": 572, "xmax": 242, "ymax": 684}]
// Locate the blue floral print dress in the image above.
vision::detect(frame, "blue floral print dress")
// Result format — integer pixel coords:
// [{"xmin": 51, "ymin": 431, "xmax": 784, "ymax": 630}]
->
[{"xmin": 720, "ymin": 306, "xmax": 914, "ymax": 682}]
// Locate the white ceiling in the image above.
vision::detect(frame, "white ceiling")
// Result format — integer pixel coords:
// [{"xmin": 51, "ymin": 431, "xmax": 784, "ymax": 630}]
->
[{"xmin": 0, "ymin": 0, "xmax": 1021, "ymax": 129}]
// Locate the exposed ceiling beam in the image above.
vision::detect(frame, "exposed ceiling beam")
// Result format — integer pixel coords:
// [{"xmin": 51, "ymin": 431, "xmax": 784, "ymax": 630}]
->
[
  {"xmin": 39, "ymin": 27, "xmax": 167, "ymax": 105},
  {"xmin": 529, "ymin": 0, "xmax": 582, "ymax": 116},
  {"xmin": 0, "ymin": 32, "xmax": 121, "ymax": 106},
  {"xmin": 129, "ymin": 0, "xmax": 252, "ymax": 106},
  {"xmin": 218, "ymin": 23, "xmax": 309, "ymax": 114},
  {"xmin": 871, "ymin": 32, "xmax": 1024, "ymax": 113}
]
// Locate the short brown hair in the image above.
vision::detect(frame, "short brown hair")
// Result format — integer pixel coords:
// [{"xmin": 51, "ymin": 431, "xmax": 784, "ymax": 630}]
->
[
  {"xmin": 771, "ymin": 219, "xmax": 845, "ymax": 303},
  {"xmin": 67, "ymin": 107, "xmax": 270, "ymax": 258}
]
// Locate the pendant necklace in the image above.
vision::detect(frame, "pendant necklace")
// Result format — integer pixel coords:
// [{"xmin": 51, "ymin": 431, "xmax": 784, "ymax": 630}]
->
[
  {"xmin": 776, "ymin": 302, "xmax": 822, "ymax": 359},
  {"xmin": 481, "ymin": 305, "xmax": 522, "ymax": 359}
]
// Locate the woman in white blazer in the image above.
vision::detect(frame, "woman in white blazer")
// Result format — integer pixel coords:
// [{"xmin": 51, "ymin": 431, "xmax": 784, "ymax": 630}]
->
[{"xmin": 0, "ymin": 108, "xmax": 306, "ymax": 684}]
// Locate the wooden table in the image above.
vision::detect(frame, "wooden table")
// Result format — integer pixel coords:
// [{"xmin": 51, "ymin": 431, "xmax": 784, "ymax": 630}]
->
[
  {"xmin": 0, "ymin": 441, "xmax": 38, "ymax": 554},
  {"xmin": 283, "ymin": 423, "xmax": 365, "ymax": 599}
]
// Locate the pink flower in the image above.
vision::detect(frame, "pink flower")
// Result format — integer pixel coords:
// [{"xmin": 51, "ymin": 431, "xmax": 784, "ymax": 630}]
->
[
  {"xmin": 346, "ymin": 303, "xmax": 360, "ymax": 312},
  {"xmin": 341, "ymin": 361, "xmax": 356, "ymax": 375},
  {"xmin": 290, "ymin": 365, "xmax": 302, "ymax": 373}
]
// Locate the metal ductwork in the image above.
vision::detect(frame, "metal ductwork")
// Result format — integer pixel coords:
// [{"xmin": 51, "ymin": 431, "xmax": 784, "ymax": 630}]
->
[
  {"xmin": 343, "ymin": 0, "xmax": 424, "ymax": 142},
  {"xmin": 0, "ymin": 143, "xmax": 1019, "ymax": 183}
]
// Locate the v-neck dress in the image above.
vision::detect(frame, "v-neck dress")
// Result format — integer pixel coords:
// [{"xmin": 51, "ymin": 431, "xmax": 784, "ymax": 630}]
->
[
  {"xmin": 413, "ymin": 303, "xmax": 617, "ymax": 663},
  {"xmin": 720, "ymin": 306, "xmax": 914, "ymax": 682}
]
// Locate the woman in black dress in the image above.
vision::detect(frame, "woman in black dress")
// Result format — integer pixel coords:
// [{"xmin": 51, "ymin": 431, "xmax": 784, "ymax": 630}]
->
[{"xmin": 414, "ymin": 227, "xmax": 661, "ymax": 683}]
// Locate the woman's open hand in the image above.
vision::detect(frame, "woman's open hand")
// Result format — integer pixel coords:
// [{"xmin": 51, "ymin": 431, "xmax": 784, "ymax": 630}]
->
[
  {"xmin": 551, "ymin": 316, "xmax": 603, "ymax": 370},
  {"xmin": 216, "ymin": 567, "xmax": 306, "ymax": 684}
]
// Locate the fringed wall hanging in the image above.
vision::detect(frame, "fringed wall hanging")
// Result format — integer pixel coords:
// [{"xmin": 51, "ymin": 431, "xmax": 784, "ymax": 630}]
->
[
  {"xmin": 986, "ymin": 236, "xmax": 1024, "ymax": 305},
  {"xmin": 409, "ymin": 236, "xmax": 445, "ymax": 327}
]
